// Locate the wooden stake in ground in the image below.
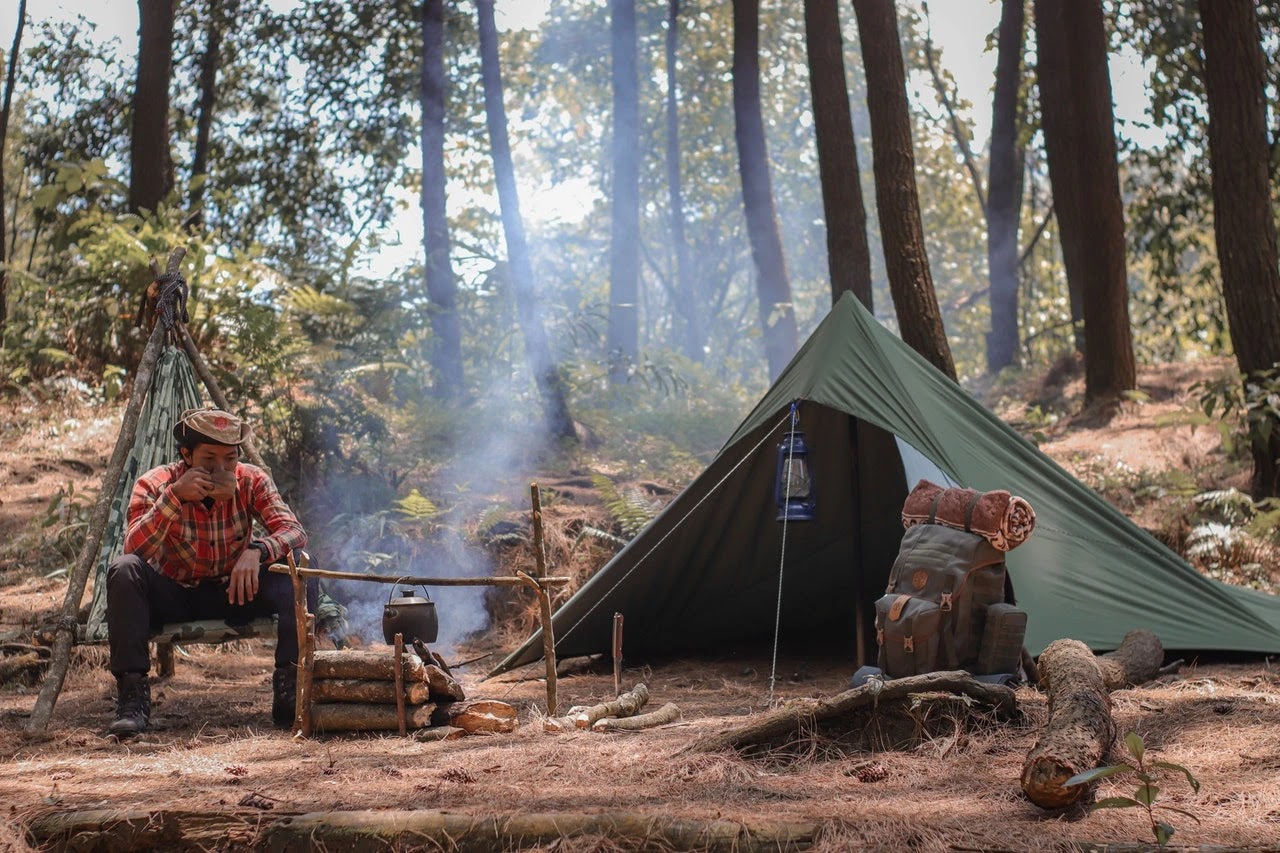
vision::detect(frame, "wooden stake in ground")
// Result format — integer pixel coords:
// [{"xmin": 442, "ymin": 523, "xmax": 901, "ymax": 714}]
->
[
  {"xmin": 516, "ymin": 568, "xmax": 557, "ymax": 715},
  {"xmin": 26, "ymin": 248, "xmax": 185, "ymax": 735},
  {"xmin": 1020, "ymin": 639, "xmax": 1116, "ymax": 808},
  {"xmin": 682, "ymin": 671, "xmax": 1018, "ymax": 754},
  {"xmin": 393, "ymin": 633, "xmax": 407, "ymax": 736}
]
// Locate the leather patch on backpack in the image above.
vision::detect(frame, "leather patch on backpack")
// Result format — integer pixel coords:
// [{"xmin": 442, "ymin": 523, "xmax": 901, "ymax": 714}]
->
[
  {"xmin": 889, "ymin": 594, "xmax": 911, "ymax": 621},
  {"xmin": 911, "ymin": 570, "xmax": 928, "ymax": 590}
]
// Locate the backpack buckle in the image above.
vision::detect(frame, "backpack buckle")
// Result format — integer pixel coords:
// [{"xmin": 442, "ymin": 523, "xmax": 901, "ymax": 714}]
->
[
  {"xmin": 940, "ymin": 593, "xmax": 953, "ymax": 612},
  {"xmin": 903, "ymin": 636, "xmax": 915, "ymax": 653}
]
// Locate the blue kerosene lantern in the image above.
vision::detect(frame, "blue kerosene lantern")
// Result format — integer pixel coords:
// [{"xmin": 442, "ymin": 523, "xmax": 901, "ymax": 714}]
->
[{"xmin": 774, "ymin": 412, "xmax": 815, "ymax": 522}]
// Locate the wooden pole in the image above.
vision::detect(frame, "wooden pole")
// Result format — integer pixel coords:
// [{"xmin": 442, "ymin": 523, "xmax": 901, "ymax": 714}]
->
[
  {"xmin": 393, "ymin": 633, "xmax": 406, "ymax": 737},
  {"xmin": 530, "ymin": 482, "xmax": 547, "ymax": 578},
  {"xmin": 288, "ymin": 552, "xmax": 314, "ymax": 738},
  {"xmin": 266, "ymin": 564, "xmax": 569, "ymax": 587},
  {"xmin": 176, "ymin": 324, "xmax": 268, "ymax": 472},
  {"xmin": 612, "ymin": 612, "xmax": 624, "ymax": 697},
  {"xmin": 517, "ymin": 570, "xmax": 557, "ymax": 715},
  {"xmin": 26, "ymin": 249, "xmax": 185, "ymax": 734}
]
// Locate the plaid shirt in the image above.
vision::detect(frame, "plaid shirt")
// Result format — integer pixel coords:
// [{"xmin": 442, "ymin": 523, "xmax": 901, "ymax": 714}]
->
[{"xmin": 123, "ymin": 461, "xmax": 307, "ymax": 586}]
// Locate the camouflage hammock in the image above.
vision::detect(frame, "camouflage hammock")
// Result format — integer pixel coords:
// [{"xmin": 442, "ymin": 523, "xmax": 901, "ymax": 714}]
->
[
  {"xmin": 81, "ymin": 347, "xmax": 205, "ymax": 641},
  {"xmin": 80, "ymin": 346, "xmax": 349, "ymax": 645}
]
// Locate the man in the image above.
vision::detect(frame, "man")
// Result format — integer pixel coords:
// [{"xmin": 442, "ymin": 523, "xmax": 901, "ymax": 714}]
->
[{"xmin": 106, "ymin": 405, "xmax": 313, "ymax": 735}]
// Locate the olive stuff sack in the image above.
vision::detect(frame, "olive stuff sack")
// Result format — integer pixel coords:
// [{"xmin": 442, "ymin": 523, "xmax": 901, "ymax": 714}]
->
[{"xmin": 875, "ymin": 522, "xmax": 1022, "ymax": 678}]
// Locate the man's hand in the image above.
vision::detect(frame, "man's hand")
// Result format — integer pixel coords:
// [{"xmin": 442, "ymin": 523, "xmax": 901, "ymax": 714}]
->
[
  {"xmin": 227, "ymin": 549, "xmax": 260, "ymax": 605},
  {"xmin": 208, "ymin": 470, "xmax": 237, "ymax": 502},
  {"xmin": 172, "ymin": 467, "xmax": 214, "ymax": 502}
]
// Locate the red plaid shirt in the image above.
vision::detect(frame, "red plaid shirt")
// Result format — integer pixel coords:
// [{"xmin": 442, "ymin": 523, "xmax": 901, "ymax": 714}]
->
[{"xmin": 123, "ymin": 461, "xmax": 307, "ymax": 586}]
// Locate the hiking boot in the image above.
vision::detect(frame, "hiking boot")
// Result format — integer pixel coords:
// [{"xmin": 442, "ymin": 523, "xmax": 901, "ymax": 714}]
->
[
  {"xmin": 272, "ymin": 666, "xmax": 296, "ymax": 729},
  {"xmin": 109, "ymin": 672, "xmax": 151, "ymax": 736}
]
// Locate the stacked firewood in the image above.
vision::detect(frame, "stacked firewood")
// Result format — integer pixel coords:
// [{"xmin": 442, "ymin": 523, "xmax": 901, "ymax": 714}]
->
[{"xmin": 308, "ymin": 648, "xmax": 516, "ymax": 737}]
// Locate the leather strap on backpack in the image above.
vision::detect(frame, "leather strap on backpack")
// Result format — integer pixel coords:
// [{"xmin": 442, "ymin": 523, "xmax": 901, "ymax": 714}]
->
[{"xmin": 963, "ymin": 490, "xmax": 983, "ymax": 532}]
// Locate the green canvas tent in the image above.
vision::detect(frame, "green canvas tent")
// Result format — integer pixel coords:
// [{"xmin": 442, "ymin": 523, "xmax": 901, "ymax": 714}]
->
[{"xmin": 495, "ymin": 292, "xmax": 1280, "ymax": 674}]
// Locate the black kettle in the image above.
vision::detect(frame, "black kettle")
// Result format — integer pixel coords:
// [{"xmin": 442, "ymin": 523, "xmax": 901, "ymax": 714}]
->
[{"xmin": 382, "ymin": 586, "xmax": 439, "ymax": 645}]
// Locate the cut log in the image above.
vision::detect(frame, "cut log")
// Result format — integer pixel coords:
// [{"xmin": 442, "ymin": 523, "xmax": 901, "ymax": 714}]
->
[
  {"xmin": 1021, "ymin": 639, "xmax": 1116, "ymax": 809},
  {"xmin": 432, "ymin": 699, "xmax": 518, "ymax": 734},
  {"xmin": 312, "ymin": 702, "xmax": 436, "ymax": 732},
  {"xmin": 0, "ymin": 652, "xmax": 46, "ymax": 683},
  {"xmin": 592, "ymin": 702, "xmax": 681, "ymax": 731},
  {"xmin": 1096, "ymin": 629, "xmax": 1163, "ymax": 691},
  {"xmin": 572, "ymin": 683, "xmax": 649, "ymax": 729},
  {"xmin": 312, "ymin": 678, "xmax": 431, "ymax": 706},
  {"xmin": 543, "ymin": 705, "xmax": 591, "ymax": 733},
  {"xmin": 424, "ymin": 664, "xmax": 466, "ymax": 701},
  {"xmin": 413, "ymin": 725, "xmax": 467, "ymax": 742},
  {"xmin": 313, "ymin": 649, "xmax": 427, "ymax": 683},
  {"xmin": 682, "ymin": 671, "xmax": 1018, "ymax": 754}
]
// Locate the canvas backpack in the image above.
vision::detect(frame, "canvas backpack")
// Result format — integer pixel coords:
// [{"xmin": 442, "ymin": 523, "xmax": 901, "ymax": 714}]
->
[{"xmin": 875, "ymin": 507, "xmax": 1023, "ymax": 678}]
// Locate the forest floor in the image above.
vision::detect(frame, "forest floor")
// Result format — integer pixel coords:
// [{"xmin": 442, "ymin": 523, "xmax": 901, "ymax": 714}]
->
[{"xmin": 3, "ymin": 357, "xmax": 1280, "ymax": 852}]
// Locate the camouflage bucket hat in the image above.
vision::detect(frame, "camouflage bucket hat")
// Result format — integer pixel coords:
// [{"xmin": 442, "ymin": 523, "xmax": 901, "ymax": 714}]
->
[{"xmin": 173, "ymin": 405, "xmax": 251, "ymax": 446}]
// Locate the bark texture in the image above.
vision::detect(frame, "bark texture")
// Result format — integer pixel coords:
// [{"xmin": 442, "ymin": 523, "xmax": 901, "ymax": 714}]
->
[
  {"xmin": 683, "ymin": 671, "xmax": 1017, "ymax": 754},
  {"xmin": 0, "ymin": 0, "xmax": 27, "ymax": 334},
  {"xmin": 476, "ymin": 0, "xmax": 576, "ymax": 443},
  {"xmin": 804, "ymin": 0, "xmax": 873, "ymax": 309},
  {"xmin": 732, "ymin": 0, "xmax": 799, "ymax": 380},
  {"xmin": 1096, "ymin": 629, "xmax": 1163, "ymax": 691},
  {"xmin": 665, "ymin": 0, "xmax": 702, "ymax": 361},
  {"xmin": 421, "ymin": 0, "xmax": 464, "ymax": 398},
  {"xmin": 312, "ymin": 649, "xmax": 429, "ymax": 683},
  {"xmin": 592, "ymin": 702, "xmax": 681, "ymax": 731},
  {"xmin": 311, "ymin": 678, "xmax": 431, "ymax": 705},
  {"xmin": 607, "ymin": 0, "xmax": 640, "ymax": 383},
  {"xmin": 1021, "ymin": 639, "xmax": 1115, "ymax": 809},
  {"xmin": 985, "ymin": 0, "xmax": 1025, "ymax": 374},
  {"xmin": 1199, "ymin": 0, "xmax": 1280, "ymax": 498},
  {"xmin": 312, "ymin": 701, "xmax": 436, "ymax": 733},
  {"xmin": 851, "ymin": 0, "xmax": 956, "ymax": 380},
  {"xmin": 1034, "ymin": 0, "xmax": 1136, "ymax": 404},
  {"xmin": 189, "ymin": 0, "xmax": 229, "ymax": 224},
  {"xmin": 130, "ymin": 0, "xmax": 176, "ymax": 213}
]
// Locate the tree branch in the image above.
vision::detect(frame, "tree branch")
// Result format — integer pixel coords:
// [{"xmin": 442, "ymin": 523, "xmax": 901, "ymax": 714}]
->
[{"xmin": 922, "ymin": 3, "xmax": 987, "ymax": 218}]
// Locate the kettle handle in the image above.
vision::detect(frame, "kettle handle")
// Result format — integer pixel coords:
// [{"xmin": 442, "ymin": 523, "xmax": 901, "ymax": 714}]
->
[{"xmin": 387, "ymin": 579, "xmax": 432, "ymax": 605}]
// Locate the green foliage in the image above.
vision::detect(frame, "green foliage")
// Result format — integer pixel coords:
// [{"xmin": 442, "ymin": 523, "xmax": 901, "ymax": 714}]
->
[
  {"xmin": 589, "ymin": 473, "xmax": 658, "ymax": 540},
  {"xmin": 1065, "ymin": 732, "xmax": 1200, "ymax": 847},
  {"xmin": 39, "ymin": 482, "xmax": 94, "ymax": 571},
  {"xmin": 394, "ymin": 488, "xmax": 440, "ymax": 522},
  {"xmin": 1191, "ymin": 366, "xmax": 1280, "ymax": 461}
]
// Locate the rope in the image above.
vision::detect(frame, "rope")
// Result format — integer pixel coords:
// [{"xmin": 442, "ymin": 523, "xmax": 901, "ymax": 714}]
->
[
  {"xmin": 493, "ymin": 408, "xmax": 796, "ymax": 695},
  {"xmin": 768, "ymin": 402, "xmax": 800, "ymax": 703}
]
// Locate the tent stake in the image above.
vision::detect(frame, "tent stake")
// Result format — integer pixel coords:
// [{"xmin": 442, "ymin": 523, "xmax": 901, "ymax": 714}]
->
[{"xmin": 26, "ymin": 249, "xmax": 186, "ymax": 734}]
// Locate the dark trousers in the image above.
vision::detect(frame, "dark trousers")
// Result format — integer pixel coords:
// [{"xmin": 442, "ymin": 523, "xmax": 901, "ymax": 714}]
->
[{"xmin": 107, "ymin": 553, "xmax": 318, "ymax": 675}]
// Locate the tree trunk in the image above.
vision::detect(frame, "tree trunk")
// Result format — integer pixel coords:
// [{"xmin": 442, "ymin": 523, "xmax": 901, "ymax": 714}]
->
[
  {"xmin": 130, "ymin": 0, "xmax": 176, "ymax": 214},
  {"xmin": 732, "ymin": 0, "xmax": 799, "ymax": 380},
  {"xmin": 1199, "ymin": 0, "xmax": 1280, "ymax": 498},
  {"xmin": 1020, "ymin": 638, "xmax": 1115, "ymax": 809},
  {"xmin": 607, "ymin": 0, "xmax": 640, "ymax": 384},
  {"xmin": 189, "ymin": 0, "xmax": 228, "ymax": 225},
  {"xmin": 851, "ymin": 0, "xmax": 956, "ymax": 380},
  {"xmin": 985, "ymin": 0, "xmax": 1025, "ymax": 374},
  {"xmin": 476, "ymin": 0, "xmax": 576, "ymax": 443},
  {"xmin": 1034, "ymin": 0, "xmax": 1135, "ymax": 406},
  {"xmin": 421, "ymin": 0, "xmax": 465, "ymax": 399},
  {"xmin": 0, "ymin": 0, "xmax": 26, "ymax": 336},
  {"xmin": 803, "ymin": 0, "xmax": 873, "ymax": 310},
  {"xmin": 665, "ymin": 0, "xmax": 702, "ymax": 362}
]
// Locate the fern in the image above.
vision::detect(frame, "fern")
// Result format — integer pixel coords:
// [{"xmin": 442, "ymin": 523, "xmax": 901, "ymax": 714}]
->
[
  {"xmin": 1193, "ymin": 488, "xmax": 1256, "ymax": 524},
  {"xmin": 590, "ymin": 473, "xmax": 657, "ymax": 539},
  {"xmin": 395, "ymin": 488, "xmax": 439, "ymax": 521}
]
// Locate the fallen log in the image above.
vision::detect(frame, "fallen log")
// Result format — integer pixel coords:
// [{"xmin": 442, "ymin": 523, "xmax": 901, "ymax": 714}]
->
[
  {"xmin": 1021, "ymin": 639, "xmax": 1116, "ymax": 809},
  {"xmin": 431, "ymin": 699, "xmax": 518, "ymax": 734},
  {"xmin": 683, "ymin": 671, "xmax": 1018, "ymax": 754},
  {"xmin": 259, "ymin": 809, "xmax": 817, "ymax": 853},
  {"xmin": 592, "ymin": 702, "xmax": 681, "ymax": 732},
  {"xmin": 311, "ymin": 678, "xmax": 431, "ymax": 706},
  {"xmin": 312, "ymin": 702, "xmax": 436, "ymax": 732},
  {"xmin": 424, "ymin": 664, "xmax": 466, "ymax": 701},
  {"xmin": 1096, "ymin": 629, "xmax": 1163, "ymax": 690},
  {"xmin": 313, "ymin": 649, "xmax": 427, "ymax": 682},
  {"xmin": 544, "ymin": 684, "xmax": 651, "ymax": 733}
]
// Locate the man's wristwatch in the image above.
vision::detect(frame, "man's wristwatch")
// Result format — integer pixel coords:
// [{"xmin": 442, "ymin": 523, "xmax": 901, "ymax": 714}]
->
[{"xmin": 249, "ymin": 541, "xmax": 271, "ymax": 562}]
